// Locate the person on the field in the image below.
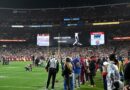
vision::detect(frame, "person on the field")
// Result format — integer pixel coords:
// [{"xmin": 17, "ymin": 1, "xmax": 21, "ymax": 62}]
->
[
  {"xmin": 124, "ymin": 62, "xmax": 130, "ymax": 90},
  {"xmin": 25, "ymin": 64, "xmax": 32, "ymax": 71},
  {"xmin": 73, "ymin": 57, "xmax": 81, "ymax": 88},
  {"xmin": 62, "ymin": 58, "xmax": 73, "ymax": 90},
  {"xmin": 2, "ymin": 56, "xmax": 6, "ymax": 65},
  {"xmin": 89, "ymin": 56, "xmax": 96, "ymax": 87},
  {"xmin": 80, "ymin": 55, "xmax": 86, "ymax": 85},
  {"xmin": 107, "ymin": 54, "xmax": 121, "ymax": 90},
  {"xmin": 118, "ymin": 56, "xmax": 124, "ymax": 81},
  {"xmin": 84, "ymin": 57, "xmax": 90, "ymax": 82},
  {"xmin": 31, "ymin": 55, "xmax": 35, "ymax": 65},
  {"xmin": 102, "ymin": 61, "xmax": 108, "ymax": 90},
  {"xmin": 45, "ymin": 52, "xmax": 59, "ymax": 90}
]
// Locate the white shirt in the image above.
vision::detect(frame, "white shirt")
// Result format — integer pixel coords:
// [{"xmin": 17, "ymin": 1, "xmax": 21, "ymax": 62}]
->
[{"xmin": 49, "ymin": 58, "xmax": 57, "ymax": 68}]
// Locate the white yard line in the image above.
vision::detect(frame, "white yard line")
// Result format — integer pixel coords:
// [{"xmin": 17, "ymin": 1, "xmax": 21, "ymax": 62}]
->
[
  {"xmin": 0, "ymin": 76, "xmax": 7, "ymax": 78},
  {"xmin": 0, "ymin": 86, "xmax": 35, "ymax": 89}
]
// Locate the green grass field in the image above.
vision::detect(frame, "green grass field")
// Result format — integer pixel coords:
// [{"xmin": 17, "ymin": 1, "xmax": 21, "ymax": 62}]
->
[{"xmin": 0, "ymin": 62, "xmax": 103, "ymax": 90}]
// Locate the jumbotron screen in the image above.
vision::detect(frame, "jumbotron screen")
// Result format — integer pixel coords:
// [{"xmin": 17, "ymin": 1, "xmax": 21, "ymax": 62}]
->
[
  {"xmin": 90, "ymin": 32, "xmax": 105, "ymax": 45},
  {"xmin": 51, "ymin": 32, "xmax": 87, "ymax": 46},
  {"xmin": 37, "ymin": 34, "xmax": 50, "ymax": 46}
]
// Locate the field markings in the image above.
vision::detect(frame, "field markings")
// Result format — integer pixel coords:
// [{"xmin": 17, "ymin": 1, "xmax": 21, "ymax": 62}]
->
[
  {"xmin": 38, "ymin": 81, "xmax": 63, "ymax": 90},
  {"xmin": 0, "ymin": 86, "xmax": 35, "ymax": 89},
  {"xmin": 0, "ymin": 75, "xmax": 7, "ymax": 78},
  {"xmin": 1, "ymin": 66, "xmax": 19, "ymax": 68}
]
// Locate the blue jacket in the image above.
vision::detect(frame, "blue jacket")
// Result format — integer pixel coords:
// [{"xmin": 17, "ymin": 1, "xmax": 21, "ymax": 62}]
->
[{"xmin": 73, "ymin": 58, "xmax": 81, "ymax": 74}]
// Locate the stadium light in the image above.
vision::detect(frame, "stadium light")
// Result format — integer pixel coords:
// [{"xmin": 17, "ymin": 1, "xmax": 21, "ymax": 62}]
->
[
  {"xmin": 113, "ymin": 37, "xmax": 130, "ymax": 40},
  {"xmin": 29, "ymin": 25, "xmax": 53, "ymax": 28},
  {"xmin": 0, "ymin": 39, "xmax": 26, "ymax": 42},
  {"xmin": 92, "ymin": 21, "xmax": 120, "ymax": 26},
  {"xmin": 11, "ymin": 25, "xmax": 24, "ymax": 28}
]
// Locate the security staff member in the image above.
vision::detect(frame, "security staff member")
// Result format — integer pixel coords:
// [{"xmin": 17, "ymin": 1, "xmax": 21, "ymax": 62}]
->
[{"xmin": 45, "ymin": 52, "xmax": 59, "ymax": 90}]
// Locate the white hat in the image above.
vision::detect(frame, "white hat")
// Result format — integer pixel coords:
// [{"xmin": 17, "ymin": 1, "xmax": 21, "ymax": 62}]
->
[{"xmin": 103, "ymin": 62, "xmax": 109, "ymax": 66}]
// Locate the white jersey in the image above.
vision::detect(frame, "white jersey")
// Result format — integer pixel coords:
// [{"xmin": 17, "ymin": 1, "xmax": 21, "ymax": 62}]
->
[
  {"xmin": 107, "ymin": 61, "xmax": 120, "ymax": 90},
  {"xmin": 49, "ymin": 58, "xmax": 58, "ymax": 69}
]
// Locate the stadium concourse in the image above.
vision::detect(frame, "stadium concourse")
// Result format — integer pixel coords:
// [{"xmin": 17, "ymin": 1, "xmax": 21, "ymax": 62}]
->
[{"xmin": 0, "ymin": 2, "xmax": 130, "ymax": 90}]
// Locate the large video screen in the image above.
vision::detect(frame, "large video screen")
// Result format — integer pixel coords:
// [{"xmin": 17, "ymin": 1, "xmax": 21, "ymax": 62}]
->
[
  {"xmin": 51, "ymin": 32, "xmax": 87, "ymax": 46},
  {"xmin": 37, "ymin": 34, "xmax": 50, "ymax": 46},
  {"xmin": 90, "ymin": 32, "xmax": 105, "ymax": 45}
]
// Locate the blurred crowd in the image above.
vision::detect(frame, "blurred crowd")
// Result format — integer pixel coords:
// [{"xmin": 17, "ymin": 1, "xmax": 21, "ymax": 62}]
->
[
  {"xmin": 0, "ymin": 3, "xmax": 130, "ymax": 27},
  {"xmin": 0, "ymin": 43, "xmax": 129, "ymax": 61}
]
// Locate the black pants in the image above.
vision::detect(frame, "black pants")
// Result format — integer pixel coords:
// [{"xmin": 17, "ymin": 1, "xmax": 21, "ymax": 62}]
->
[
  {"xmin": 103, "ymin": 76, "xmax": 107, "ymax": 90},
  {"xmin": 46, "ymin": 68, "xmax": 57, "ymax": 89},
  {"xmin": 89, "ymin": 74, "xmax": 95, "ymax": 85}
]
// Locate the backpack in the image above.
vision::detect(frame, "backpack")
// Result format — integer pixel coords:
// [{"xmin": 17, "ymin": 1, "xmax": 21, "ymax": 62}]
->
[
  {"xmin": 76, "ymin": 62, "xmax": 81, "ymax": 68},
  {"xmin": 73, "ymin": 58, "xmax": 81, "ymax": 68},
  {"xmin": 110, "ymin": 64, "xmax": 119, "ymax": 80},
  {"xmin": 107, "ymin": 63, "xmax": 120, "ymax": 90}
]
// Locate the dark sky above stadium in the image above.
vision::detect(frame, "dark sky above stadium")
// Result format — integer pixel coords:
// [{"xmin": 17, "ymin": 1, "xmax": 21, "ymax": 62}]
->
[{"xmin": 0, "ymin": 0, "xmax": 129, "ymax": 8}]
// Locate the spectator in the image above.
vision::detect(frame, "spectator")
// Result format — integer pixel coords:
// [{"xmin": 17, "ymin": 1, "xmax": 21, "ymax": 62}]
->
[
  {"xmin": 62, "ymin": 58, "xmax": 73, "ymax": 90},
  {"xmin": 45, "ymin": 52, "xmax": 59, "ymax": 90},
  {"xmin": 124, "ymin": 62, "xmax": 130, "ymax": 90},
  {"xmin": 102, "ymin": 61, "xmax": 109, "ymax": 90},
  {"xmin": 73, "ymin": 57, "xmax": 81, "ymax": 88},
  {"xmin": 89, "ymin": 56, "xmax": 96, "ymax": 87}
]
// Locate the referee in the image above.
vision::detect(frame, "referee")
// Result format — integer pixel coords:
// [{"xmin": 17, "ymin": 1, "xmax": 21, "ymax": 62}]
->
[{"xmin": 45, "ymin": 52, "xmax": 59, "ymax": 90}]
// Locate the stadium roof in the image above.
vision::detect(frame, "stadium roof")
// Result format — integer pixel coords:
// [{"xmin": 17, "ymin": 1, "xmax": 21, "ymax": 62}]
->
[{"xmin": 0, "ymin": 0, "xmax": 130, "ymax": 9}]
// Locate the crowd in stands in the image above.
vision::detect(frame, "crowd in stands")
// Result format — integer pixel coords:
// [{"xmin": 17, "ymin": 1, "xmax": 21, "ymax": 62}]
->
[
  {"xmin": 0, "ymin": 43, "xmax": 129, "ymax": 61},
  {"xmin": 0, "ymin": 3, "xmax": 130, "ymax": 28}
]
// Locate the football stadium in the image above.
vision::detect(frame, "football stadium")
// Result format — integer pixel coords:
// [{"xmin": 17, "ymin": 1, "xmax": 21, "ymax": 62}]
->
[{"xmin": 0, "ymin": 0, "xmax": 130, "ymax": 90}]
